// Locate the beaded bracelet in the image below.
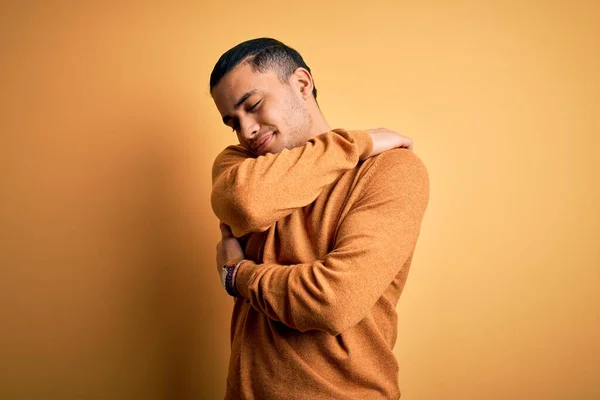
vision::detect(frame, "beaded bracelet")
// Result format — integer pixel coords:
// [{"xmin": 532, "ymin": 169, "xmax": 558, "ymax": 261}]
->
[{"xmin": 224, "ymin": 259, "xmax": 245, "ymax": 297}]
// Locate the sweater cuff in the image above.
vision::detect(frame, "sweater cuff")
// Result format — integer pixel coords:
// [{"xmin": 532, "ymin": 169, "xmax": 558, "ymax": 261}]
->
[
  {"xmin": 348, "ymin": 130, "xmax": 373, "ymax": 160},
  {"xmin": 235, "ymin": 260, "xmax": 260, "ymax": 299}
]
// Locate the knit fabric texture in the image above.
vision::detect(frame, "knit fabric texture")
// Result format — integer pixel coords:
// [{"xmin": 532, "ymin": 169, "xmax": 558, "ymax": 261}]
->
[{"xmin": 211, "ymin": 128, "xmax": 430, "ymax": 399}]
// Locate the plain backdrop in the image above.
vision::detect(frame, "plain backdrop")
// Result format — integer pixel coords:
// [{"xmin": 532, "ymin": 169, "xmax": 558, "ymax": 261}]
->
[{"xmin": 1, "ymin": 1, "xmax": 598, "ymax": 399}]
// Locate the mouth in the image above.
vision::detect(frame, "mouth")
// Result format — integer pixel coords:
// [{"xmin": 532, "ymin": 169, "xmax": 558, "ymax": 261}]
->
[{"xmin": 253, "ymin": 133, "xmax": 274, "ymax": 154}]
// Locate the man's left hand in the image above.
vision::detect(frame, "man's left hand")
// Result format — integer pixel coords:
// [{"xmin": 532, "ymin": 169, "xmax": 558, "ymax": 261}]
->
[{"xmin": 216, "ymin": 222, "xmax": 245, "ymax": 289}]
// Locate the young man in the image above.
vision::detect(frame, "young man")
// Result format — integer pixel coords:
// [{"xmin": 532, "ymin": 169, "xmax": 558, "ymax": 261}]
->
[{"xmin": 210, "ymin": 38, "xmax": 429, "ymax": 399}]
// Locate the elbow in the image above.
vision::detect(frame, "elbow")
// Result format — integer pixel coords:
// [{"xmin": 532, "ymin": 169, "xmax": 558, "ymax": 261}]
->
[
  {"xmin": 314, "ymin": 302, "xmax": 364, "ymax": 336},
  {"xmin": 295, "ymin": 269, "xmax": 366, "ymax": 336},
  {"xmin": 319, "ymin": 312, "xmax": 358, "ymax": 337},
  {"xmin": 237, "ymin": 197, "xmax": 271, "ymax": 232},
  {"xmin": 211, "ymin": 190, "xmax": 271, "ymax": 235}
]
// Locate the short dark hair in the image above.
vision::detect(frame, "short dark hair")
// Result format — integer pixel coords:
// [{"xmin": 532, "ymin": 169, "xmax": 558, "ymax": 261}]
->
[{"xmin": 209, "ymin": 37, "xmax": 317, "ymax": 100}]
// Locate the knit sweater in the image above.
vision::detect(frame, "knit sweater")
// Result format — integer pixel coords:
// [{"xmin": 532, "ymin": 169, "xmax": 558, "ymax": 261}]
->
[{"xmin": 211, "ymin": 128, "xmax": 430, "ymax": 399}]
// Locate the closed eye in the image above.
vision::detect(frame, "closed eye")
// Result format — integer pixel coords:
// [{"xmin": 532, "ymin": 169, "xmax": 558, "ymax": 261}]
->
[
  {"xmin": 248, "ymin": 100, "xmax": 261, "ymax": 111},
  {"xmin": 226, "ymin": 100, "xmax": 261, "ymax": 132}
]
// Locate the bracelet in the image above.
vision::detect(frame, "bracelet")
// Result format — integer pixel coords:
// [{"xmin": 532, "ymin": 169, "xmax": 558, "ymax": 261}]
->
[{"xmin": 224, "ymin": 259, "xmax": 245, "ymax": 297}]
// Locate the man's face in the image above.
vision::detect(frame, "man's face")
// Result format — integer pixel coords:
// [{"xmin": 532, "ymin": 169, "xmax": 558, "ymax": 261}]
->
[{"xmin": 212, "ymin": 62, "xmax": 313, "ymax": 157}]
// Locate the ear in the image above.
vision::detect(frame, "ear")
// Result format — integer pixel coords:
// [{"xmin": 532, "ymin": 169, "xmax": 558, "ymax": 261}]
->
[{"xmin": 291, "ymin": 67, "xmax": 314, "ymax": 99}]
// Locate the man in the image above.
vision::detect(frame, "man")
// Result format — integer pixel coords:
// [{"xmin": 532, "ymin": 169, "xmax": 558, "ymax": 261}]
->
[{"xmin": 210, "ymin": 38, "xmax": 429, "ymax": 399}]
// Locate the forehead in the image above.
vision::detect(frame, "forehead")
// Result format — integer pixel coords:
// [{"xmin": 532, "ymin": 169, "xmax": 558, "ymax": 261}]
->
[{"xmin": 212, "ymin": 62, "xmax": 280, "ymax": 112}]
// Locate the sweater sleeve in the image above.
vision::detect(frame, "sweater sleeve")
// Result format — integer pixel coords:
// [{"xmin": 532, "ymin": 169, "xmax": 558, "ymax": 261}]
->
[
  {"xmin": 211, "ymin": 128, "xmax": 373, "ymax": 238},
  {"xmin": 234, "ymin": 149, "xmax": 430, "ymax": 336}
]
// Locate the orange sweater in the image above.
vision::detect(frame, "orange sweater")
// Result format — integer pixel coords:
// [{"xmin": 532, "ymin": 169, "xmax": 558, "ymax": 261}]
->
[{"xmin": 211, "ymin": 128, "xmax": 430, "ymax": 399}]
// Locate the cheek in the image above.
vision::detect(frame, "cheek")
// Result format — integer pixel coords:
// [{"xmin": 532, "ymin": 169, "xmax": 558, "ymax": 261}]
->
[{"xmin": 258, "ymin": 105, "xmax": 281, "ymax": 126}]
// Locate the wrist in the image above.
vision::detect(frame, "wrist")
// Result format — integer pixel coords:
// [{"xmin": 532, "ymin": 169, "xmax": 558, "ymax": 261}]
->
[
  {"xmin": 223, "ymin": 258, "xmax": 245, "ymax": 297},
  {"xmin": 352, "ymin": 130, "xmax": 374, "ymax": 160}
]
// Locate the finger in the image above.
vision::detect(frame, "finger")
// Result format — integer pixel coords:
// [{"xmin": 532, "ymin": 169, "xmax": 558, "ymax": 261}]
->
[{"xmin": 220, "ymin": 222, "xmax": 234, "ymax": 238}]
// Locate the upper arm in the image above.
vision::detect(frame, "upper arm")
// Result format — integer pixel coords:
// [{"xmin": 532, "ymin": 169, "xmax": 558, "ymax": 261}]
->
[{"xmin": 325, "ymin": 150, "xmax": 430, "ymax": 329}]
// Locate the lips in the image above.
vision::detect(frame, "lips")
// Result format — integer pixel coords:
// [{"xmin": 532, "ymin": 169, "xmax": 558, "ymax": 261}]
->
[{"xmin": 252, "ymin": 133, "xmax": 273, "ymax": 153}]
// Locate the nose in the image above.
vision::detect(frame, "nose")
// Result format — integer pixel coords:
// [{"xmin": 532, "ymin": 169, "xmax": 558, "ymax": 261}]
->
[{"xmin": 239, "ymin": 117, "xmax": 260, "ymax": 142}]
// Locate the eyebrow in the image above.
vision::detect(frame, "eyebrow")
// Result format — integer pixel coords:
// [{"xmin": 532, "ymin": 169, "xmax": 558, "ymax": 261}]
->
[{"xmin": 222, "ymin": 89, "xmax": 259, "ymax": 125}]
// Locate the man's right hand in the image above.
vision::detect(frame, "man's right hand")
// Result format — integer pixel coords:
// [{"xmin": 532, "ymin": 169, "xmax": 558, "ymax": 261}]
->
[{"xmin": 367, "ymin": 128, "xmax": 413, "ymax": 157}]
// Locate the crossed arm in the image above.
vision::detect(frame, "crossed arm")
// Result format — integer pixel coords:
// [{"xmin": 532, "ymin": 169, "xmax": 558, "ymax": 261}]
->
[
  {"xmin": 213, "ymin": 128, "xmax": 428, "ymax": 335},
  {"xmin": 211, "ymin": 127, "xmax": 413, "ymax": 237}
]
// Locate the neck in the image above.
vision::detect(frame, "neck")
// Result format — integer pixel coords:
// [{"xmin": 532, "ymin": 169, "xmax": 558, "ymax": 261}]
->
[{"xmin": 306, "ymin": 101, "xmax": 331, "ymax": 139}]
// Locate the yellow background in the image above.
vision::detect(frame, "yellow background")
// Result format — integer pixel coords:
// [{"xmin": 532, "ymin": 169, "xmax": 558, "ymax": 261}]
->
[{"xmin": 1, "ymin": 1, "xmax": 598, "ymax": 399}]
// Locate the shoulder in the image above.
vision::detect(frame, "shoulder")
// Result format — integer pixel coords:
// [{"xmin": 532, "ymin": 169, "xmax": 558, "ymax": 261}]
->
[
  {"xmin": 352, "ymin": 149, "xmax": 430, "ymax": 210},
  {"xmin": 364, "ymin": 148, "xmax": 429, "ymax": 186},
  {"xmin": 377, "ymin": 148, "xmax": 426, "ymax": 168},
  {"xmin": 343, "ymin": 148, "xmax": 430, "ymax": 221}
]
